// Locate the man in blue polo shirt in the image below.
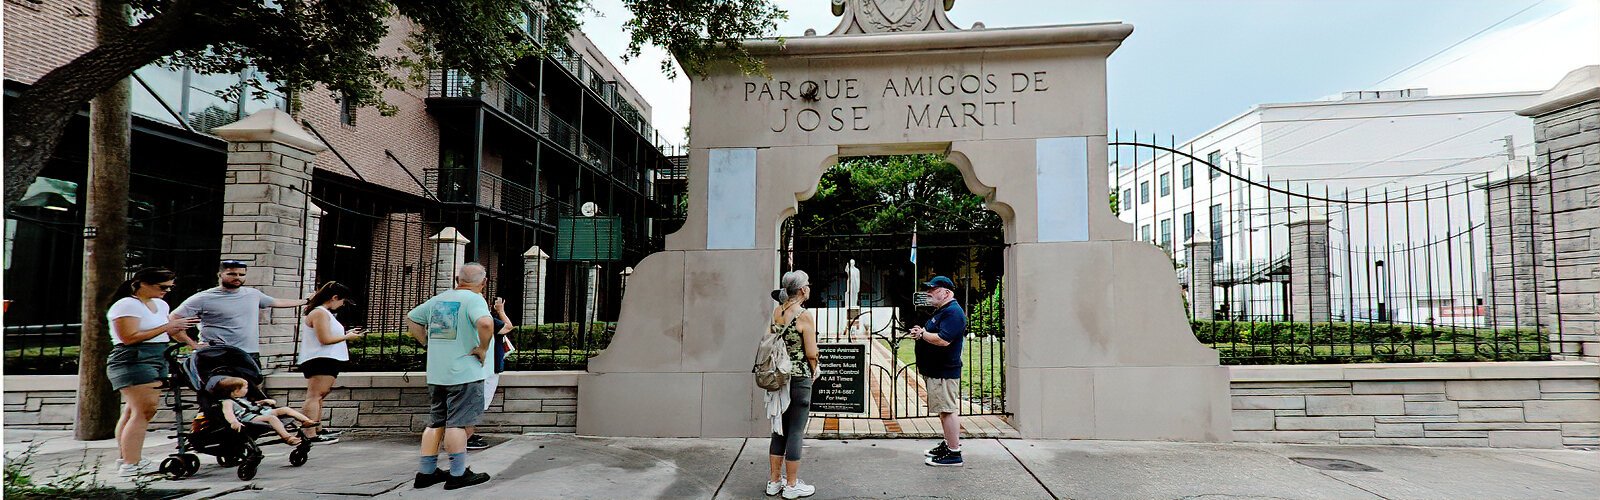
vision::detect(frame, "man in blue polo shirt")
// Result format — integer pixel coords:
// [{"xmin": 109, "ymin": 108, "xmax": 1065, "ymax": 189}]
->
[{"xmin": 913, "ymin": 275, "xmax": 967, "ymax": 466}]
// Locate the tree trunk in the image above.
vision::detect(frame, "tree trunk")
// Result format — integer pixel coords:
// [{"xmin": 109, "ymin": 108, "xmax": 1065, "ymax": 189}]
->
[
  {"xmin": 3, "ymin": 5, "xmax": 200, "ymax": 209},
  {"xmin": 75, "ymin": 0, "xmax": 134, "ymax": 442}
]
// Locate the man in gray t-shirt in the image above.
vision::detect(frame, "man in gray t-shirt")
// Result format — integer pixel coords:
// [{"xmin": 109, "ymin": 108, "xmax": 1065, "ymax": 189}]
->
[{"xmin": 173, "ymin": 260, "xmax": 306, "ymax": 354}]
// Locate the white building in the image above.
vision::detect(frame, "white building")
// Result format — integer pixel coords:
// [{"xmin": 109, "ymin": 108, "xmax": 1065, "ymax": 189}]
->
[{"xmin": 1113, "ymin": 89, "xmax": 1539, "ymax": 323}]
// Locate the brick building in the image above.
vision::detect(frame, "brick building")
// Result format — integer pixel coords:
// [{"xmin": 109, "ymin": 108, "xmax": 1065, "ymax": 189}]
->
[{"xmin": 3, "ymin": 1, "xmax": 685, "ymax": 372}]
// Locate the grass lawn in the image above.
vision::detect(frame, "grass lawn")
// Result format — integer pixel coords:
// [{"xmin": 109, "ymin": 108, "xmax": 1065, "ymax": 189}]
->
[{"xmin": 890, "ymin": 336, "xmax": 1006, "ymax": 408}]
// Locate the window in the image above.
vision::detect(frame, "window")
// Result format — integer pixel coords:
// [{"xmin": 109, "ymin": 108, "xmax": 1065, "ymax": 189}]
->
[
  {"xmin": 1122, "ymin": 188, "xmax": 1132, "ymax": 211},
  {"xmin": 1181, "ymin": 163, "xmax": 1193, "ymax": 188},
  {"xmin": 1140, "ymin": 224, "xmax": 1152, "ymax": 242},
  {"xmin": 1210, "ymin": 203, "xmax": 1224, "ymax": 255},
  {"xmin": 1159, "ymin": 218, "xmax": 1172, "ymax": 249},
  {"xmin": 339, "ymin": 92, "xmax": 357, "ymax": 126},
  {"xmin": 1207, "ymin": 151, "xmax": 1222, "ymax": 179},
  {"xmin": 1159, "ymin": 173, "xmax": 1171, "ymax": 197},
  {"xmin": 1140, "ymin": 181, "xmax": 1150, "ymax": 204},
  {"xmin": 1183, "ymin": 212, "xmax": 1194, "ymax": 241}
]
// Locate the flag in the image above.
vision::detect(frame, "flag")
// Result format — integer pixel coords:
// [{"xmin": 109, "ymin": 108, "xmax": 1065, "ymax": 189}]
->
[{"xmin": 909, "ymin": 229, "xmax": 917, "ymax": 265}]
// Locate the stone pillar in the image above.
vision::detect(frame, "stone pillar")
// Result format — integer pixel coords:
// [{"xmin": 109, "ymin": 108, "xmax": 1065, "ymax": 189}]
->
[
  {"xmin": 302, "ymin": 203, "xmax": 324, "ymax": 297},
  {"xmin": 431, "ymin": 227, "xmax": 470, "ymax": 293},
  {"xmin": 1518, "ymin": 65, "xmax": 1600, "ymax": 362},
  {"xmin": 584, "ymin": 264, "xmax": 601, "ymax": 324},
  {"xmin": 212, "ymin": 109, "xmax": 327, "ymax": 369},
  {"xmin": 522, "ymin": 245, "xmax": 549, "ymax": 325},
  {"xmin": 1480, "ymin": 176, "xmax": 1550, "ymax": 328},
  {"xmin": 1188, "ymin": 239, "xmax": 1214, "ymax": 320},
  {"xmin": 1288, "ymin": 218, "xmax": 1331, "ymax": 323}
]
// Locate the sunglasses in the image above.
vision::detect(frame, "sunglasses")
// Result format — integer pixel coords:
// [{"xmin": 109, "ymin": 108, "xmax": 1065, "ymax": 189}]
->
[{"xmin": 158, "ymin": 285, "xmax": 175, "ymax": 291}]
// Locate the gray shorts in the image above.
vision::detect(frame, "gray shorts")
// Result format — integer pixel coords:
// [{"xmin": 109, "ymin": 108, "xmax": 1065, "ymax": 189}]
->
[
  {"xmin": 428, "ymin": 380, "xmax": 485, "ymax": 429},
  {"xmin": 107, "ymin": 343, "xmax": 168, "ymax": 391}
]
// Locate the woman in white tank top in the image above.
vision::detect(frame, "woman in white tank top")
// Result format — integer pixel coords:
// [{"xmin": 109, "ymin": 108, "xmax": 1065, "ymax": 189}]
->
[{"xmin": 297, "ymin": 282, "xmax": 365, "ymax": 443}]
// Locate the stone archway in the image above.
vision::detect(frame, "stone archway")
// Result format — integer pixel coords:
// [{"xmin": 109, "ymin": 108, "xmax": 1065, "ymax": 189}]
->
[{"xmin": 579, "ymin": 1, "xmax": 1232, "ymax": 441}]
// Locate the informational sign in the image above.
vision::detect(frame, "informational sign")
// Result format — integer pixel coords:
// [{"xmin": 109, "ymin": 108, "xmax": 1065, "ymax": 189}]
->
[
  {"xmin": 812, "ymin": 343, "xmax": 867, "ymax": 414},
  {"xmin": 555, "ymin": 216, "xmax": 621, "ymax": 261}
]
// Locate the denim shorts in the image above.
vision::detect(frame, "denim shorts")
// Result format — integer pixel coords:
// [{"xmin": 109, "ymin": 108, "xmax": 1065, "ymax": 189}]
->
[{"xmin": 107, "ymin": 343, "xmax": 168, "ymax": 391}]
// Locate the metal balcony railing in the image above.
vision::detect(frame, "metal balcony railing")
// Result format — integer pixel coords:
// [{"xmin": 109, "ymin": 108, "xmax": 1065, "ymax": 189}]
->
[
  {"xmin": 580, "ymin": 136, "xmax": 610, "ymax": 171},
  {"xmin": 424, "ymin": 168, "xmax": 568, "ymax": 224}
]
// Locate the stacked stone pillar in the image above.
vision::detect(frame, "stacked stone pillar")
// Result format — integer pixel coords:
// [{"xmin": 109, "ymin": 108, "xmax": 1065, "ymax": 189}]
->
[
  {"xmin": 522, "ymin": 245, "xmax": 550, "ymax": 325},
  {"xmin": 1188, "ymin": 239, "xmax": 1215, "ymax": 320},
  {"xmin": 1288, "ymin": 218, "xmax": 1331, "ymax": 323},
  {"xmin": 302, "ymin": 204, "xmax": 325, "ymax": 296},
  {"xmin": 211, "ymin": 109, "xmax": 327, "ymax": 369},
  {"xmin": 1479, "ymin": 176, "xmax": 1551, "ymax": 329},
  {"xmin": 431, "ymin": 228, "xmax": 470, "ymax": 293},
  {"xmin": 1518, "ymin": 65, "xmax": 1600, "ymax": 362},
  {"xmin": 584, "ymin": 264, "xmax": 601, "ymax": 325}
]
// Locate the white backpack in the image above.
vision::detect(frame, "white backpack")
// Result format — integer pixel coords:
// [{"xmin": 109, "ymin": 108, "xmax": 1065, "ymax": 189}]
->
[{"xmin": 753, "ymin": 314, "xmax": 799, "ymax": 391}]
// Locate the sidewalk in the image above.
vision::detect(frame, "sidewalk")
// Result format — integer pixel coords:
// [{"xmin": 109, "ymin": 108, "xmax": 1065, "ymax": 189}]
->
[{"xmin": 5, "ymin": 429, "xmax": 1596, "ymax": 499}]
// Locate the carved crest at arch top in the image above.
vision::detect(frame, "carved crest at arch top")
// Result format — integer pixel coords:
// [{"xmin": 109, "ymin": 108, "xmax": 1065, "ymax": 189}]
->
[{"xmin": 829, "ymin": 0, "xmax": 963, "ymax": 35}]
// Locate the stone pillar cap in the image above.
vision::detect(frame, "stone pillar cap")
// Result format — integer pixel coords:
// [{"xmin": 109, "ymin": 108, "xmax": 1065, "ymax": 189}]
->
[
  {"xmin": 1186, "ymin": 239, "xmax": 1213, "ymax": 247},
  {"xmin": 213, "ymin": 109, "xmax": 328, "ymax": 153},
  {"xmin": 430, "ymin": 227, "xmax": 471, "ymax": 244},
  {"xmin": 1517, "ymin": 65, "xmax": 1600, "ymax": 117},
  {"xmin": 523, "ymin": 245, "xmax": 550, "ymax": 259}
]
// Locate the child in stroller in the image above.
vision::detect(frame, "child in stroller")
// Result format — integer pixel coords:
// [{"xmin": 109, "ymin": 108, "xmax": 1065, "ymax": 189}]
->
[
  {"xmin": 160, "ymin": 344, "xmax": 314, "ymax": 480},
  {"xmin": 214, "ymin": 377, "xmax": 320, "ymax": 446}
]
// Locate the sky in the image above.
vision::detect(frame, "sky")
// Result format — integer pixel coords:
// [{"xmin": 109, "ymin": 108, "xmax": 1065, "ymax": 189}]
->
[{"xmin": 577, "ymin": 0, "xmax": 1600, "ymax": 148}]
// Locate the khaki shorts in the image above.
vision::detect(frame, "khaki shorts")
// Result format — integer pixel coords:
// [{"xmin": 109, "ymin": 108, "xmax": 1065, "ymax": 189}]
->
[{"xmin": 923, "ymin": 376, "xmax": 960, "ymax": 415}]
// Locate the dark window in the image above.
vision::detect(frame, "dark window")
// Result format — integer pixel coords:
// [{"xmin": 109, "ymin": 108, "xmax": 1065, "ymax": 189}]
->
[
  {"xmin": 1181, "ymin": 163, "xmax": 1193, "ymax": 188},
  {"xmin": 1122, "ymin": 188, "xmax": 1132, "ymax": 210},
  {"xmin": 1159, "ymin": 218, "xmax": 1172, "ymax": 249},
  {"xmin": 339, "ymin": 93, "xmax": 357, "ymax": 126},
  {"xmin": 1183, "ymin": 212, "xmax": 1194, "ymax": 241},
  {"xmin": 1140, "ymin": 181, "xmax": 1150, "ymax": 204},
  {"xmin": 1140, "ymin": 224, "xmax": 1151, "ymax": 242},
  {"xmin": 1207, "ymin": 151, "xmax": 1222, "ymax": 179},
  {"xmin": 1159, "ymin": 173, "xmax": 1171, "ymax": 197},
  {"xmin": 1210, "ymin": 203, "xmax": 1224, "ymax": 255}
]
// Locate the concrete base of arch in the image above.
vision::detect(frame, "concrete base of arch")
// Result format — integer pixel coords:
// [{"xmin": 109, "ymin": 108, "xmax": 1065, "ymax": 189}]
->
[{"xmin": 578, "ymin": 20, "xmax": 1231, "ymax": 442}]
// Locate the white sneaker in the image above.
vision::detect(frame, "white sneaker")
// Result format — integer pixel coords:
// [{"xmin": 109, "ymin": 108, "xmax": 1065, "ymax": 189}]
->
[
  {"xmin": 117, "ymin": 459, "xmax": 156, "ymax": 477},
  {"xmin": 782, "ymin": 480, "xmax": 815, "ymax": 499},
  {"xmin": 765, "ymin": 481, "xmax": 784, "ymax": 496}
]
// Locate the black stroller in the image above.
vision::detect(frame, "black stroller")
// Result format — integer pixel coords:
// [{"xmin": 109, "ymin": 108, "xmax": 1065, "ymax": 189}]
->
[{"xmin": 160, "ymin": 344, "xmax": 313, "ymax": 480}]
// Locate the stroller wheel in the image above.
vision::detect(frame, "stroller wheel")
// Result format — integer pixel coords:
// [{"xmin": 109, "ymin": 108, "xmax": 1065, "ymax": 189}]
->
[
  {"xmin": 236, "ymin": 456, "xmax": 260, "ymax": 481},
  {"xmin": 161, "ymin": 457, "xmax": 186, "ymax": 480},
  {"xmin": 217, "ymin": 454, "xmax": 240, "ymax": 467},
  {"xmin": 181, "ymin": 454, "xmax": 201, "ymax": 476},
  {"xmin": 288, "ymin": 446, "xmax": 308, "ymax": 467}
]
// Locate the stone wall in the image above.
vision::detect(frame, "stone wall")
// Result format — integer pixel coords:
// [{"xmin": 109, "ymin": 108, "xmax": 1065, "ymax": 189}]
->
[
  {"xmin": 1230, "ymin": 362, "xmax": 1600, "ymax": 449},
  {"xmin": 3, "ymin": 371, "xmax": 579, "ymax": 435}
]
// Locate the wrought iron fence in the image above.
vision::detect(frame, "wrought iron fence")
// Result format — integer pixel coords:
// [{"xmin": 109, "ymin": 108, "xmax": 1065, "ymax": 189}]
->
[
  {"xmin": 307, "ymin": 177, "xmax": 630, "ymax": 372},
  {"xmin": 1111, "ymin": 131, "xmax": 1569, "ymax": 364},
  {"xmin": 780, "ymin": 224, "xmax": 1008, "ymax": 418},
  {"xmin": 4, "ymin": 169, "xmax": 225, "ymax": 374}
]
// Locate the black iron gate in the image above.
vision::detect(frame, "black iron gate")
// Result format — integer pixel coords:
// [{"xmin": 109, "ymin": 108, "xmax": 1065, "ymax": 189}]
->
[{"xmin": 779, "ymin": 216, "xmax": 1007, "ymax": 419}]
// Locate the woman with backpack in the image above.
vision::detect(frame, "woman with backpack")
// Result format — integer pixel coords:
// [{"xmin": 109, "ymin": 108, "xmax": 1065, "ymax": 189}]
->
[{"xmin": 759, "ymin": 270, "xmax": 819, "ymax": 498}]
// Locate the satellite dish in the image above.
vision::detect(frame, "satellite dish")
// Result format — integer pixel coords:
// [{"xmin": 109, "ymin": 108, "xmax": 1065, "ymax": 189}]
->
[{"xmin": 580, "ymin": 202, "xmax": 599, "ymax": 217}]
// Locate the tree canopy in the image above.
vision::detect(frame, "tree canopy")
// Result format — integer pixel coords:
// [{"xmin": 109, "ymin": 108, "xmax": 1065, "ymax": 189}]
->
[
  {"xmin": 796, "ymin": 154, "xmax": 1002, "ymax": 235},
  {"xmin": 3, "ymin": 0, "xmax": 786, "ymax": 208}
]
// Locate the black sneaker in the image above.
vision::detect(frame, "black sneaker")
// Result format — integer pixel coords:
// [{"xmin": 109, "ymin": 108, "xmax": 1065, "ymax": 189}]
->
[
  {"xmin": 924, "ymin": 441, "xmax": 949, "ymax": 458},
  {"xmin": 443, "ymin": 468, "xmax": 491, "ymax": 490},
  {"xmin": 466, "ymin": 435, "xmax": 489, "ymax": 450},
  {"xmin": 414, "ymin": 470, "xmax": 450, "ymax": 488},
  {"xmin": 319, "ymin": 428, "xmax": 343, "ymax": 437},
  {"xmin": 306, "ymin": 434, "xmax": 340, "ymax": 445},
  {"xmin": 925, "ymin": 450, "xmax": 963, "ymax": 467}
]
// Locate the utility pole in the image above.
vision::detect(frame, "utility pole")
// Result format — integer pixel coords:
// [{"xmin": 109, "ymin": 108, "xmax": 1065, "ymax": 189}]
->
[{"xmin": 76, "ymin": 0, "xmax": 133, "ymax": 441}]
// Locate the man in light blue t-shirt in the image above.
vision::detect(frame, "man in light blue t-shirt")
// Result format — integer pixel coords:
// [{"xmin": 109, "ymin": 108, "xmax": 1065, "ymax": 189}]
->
[{"xmin": 405, "ymin": 263, "xmax": 493, "ymax": 490}]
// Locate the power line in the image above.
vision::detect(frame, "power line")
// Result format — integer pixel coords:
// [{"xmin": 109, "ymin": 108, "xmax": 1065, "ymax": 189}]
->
[{"xmin": 1367, "ymin": 0, "xmax": 1548, "ymax": 89}]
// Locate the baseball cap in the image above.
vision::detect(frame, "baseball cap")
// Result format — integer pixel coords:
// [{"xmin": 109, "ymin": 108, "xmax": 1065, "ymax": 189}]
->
[{"xmin": 922, "ymin": 276, "xmax": 955, "ymax": 289}]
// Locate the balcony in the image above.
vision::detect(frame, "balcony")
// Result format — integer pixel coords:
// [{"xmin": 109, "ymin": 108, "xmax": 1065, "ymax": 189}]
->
[{"xmin": 424, "ymin": 168, "xmax": 568, "ymax": 224}]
